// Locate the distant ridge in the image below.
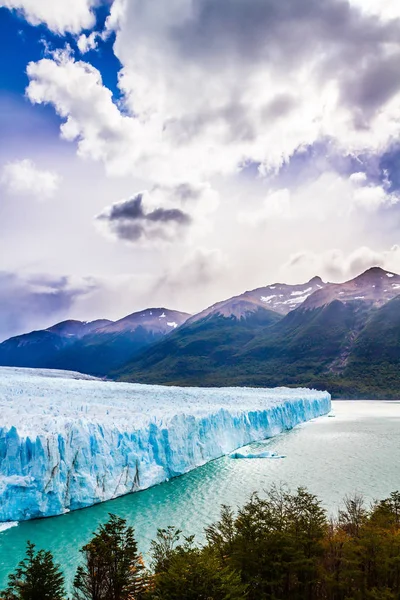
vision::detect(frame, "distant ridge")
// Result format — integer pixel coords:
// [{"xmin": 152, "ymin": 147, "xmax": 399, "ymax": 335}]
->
[
  {"xmin": 0, "ymin": 308, "xmax": 190, "ymax": 376},
  {"xmin": 117, "ymin": 268, "xmax": 400, "ymax": 399},
  {"xmin": 302, "ymin": 267, "xmax": 400, "ymax": 310},
  {"xmin": 1, "ymin": 268, "xmax": 400, "ymax": 398},
  {"xmin": 188, "ymin": 276, "xmax": 326, "ymax": 323}
]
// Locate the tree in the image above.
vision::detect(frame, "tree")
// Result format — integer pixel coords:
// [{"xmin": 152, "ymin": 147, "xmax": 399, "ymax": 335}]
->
[
  {"xmin": 1, "ymin": 541, "xmax": 65, "ymax": 600},
  {"xmin": 73, "ymin": 514, "xmax": 147, "ymax": 600},
  {"xmin": 205, "ymin": 486, "xmax": 327, "ymax": 600},
  {"xmin": 149, "ymin": 528, "xmax": 246, "ymax": 600}
]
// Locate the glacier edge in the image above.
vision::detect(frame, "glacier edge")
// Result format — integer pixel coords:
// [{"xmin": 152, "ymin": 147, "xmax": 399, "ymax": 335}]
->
[{"xmin": 0, "ymin": 367, "xmax": 331, "ymax": 522}]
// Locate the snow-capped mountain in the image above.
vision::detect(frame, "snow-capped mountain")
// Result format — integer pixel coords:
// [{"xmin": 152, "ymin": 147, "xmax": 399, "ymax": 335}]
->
[
  {"xmin": 1, "ymin": 268, "xmax": 400, "ymax": 397},
  {"xmin": 243, "ymin": 275, "xmax": 326, "ymax": 315},
  {"xmin": 96, "ymin": 308, "xmax": 188, "ymax": 334},
  {"xmin": 0, "ymin": 308, "xmax": 190, "ymax": 376},
  {"xmin": 118, "ymin": 268, "xmax": 400, "ymax": 398},
  {"xmin": 301, "ymin": 267, "xmax": 400, "ymax": 310},
  {"xmin": 187, "ymin": 276, "xmax": 326, "ymax": 324},
  {"xmin": 46, "ymin": 319, "xmax": 113, "ymax": 338}
]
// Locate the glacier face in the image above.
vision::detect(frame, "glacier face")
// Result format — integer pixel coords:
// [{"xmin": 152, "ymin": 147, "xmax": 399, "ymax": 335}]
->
[{"xmin": 0, "ymin": 367, "xmax": 331, "ymax": 522}]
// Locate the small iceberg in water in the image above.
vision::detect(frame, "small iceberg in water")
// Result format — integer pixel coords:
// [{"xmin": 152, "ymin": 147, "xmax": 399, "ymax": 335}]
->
[
  {"xmin": 0, "ymin": 522, "xmax": 18, "ymax": 533},
  {"xmin": 230, "ymin": 449, "xmax": 285, "ymax": 459}
]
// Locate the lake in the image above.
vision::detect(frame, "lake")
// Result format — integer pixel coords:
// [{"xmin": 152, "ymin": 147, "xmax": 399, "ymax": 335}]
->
[{"xmin": 1, "ymin": 400, "xmax": 399, "ymax": 589}]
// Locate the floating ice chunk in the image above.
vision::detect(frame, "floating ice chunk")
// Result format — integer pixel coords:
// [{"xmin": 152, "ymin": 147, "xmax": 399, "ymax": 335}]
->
[
  {"xmin": 0, "ymin": 522, "xmax": 18, "ymax": 533},
  {"xmin": 230, "ymin": 449, "xmax": 285, "ymax": 459},
  {"xmin": 0, "ymin": 367, "xmax": 330, "ymax": 522}
]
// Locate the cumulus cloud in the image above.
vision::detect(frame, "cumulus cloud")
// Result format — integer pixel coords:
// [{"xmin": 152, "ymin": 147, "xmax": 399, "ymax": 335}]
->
[
  {"xmin": 23, "ymin": 0, "xmax": 400, "ymax": 186},
  {"xmin": 77, "ymin": 32, "xmax": 99, "ymax": 54},
  {"xmin": 282, "ymin": 245, "xmax": 400, "ymax": 283},
  {"xmin": 239, "ymin": 171, "xmax": 398, "ymax": 227},
  {"xmin": 0, "ymin": 0, "xmax": 97, "ymax": 34},
  {"xmin": 0, "ymin": 272, "xmax": 95, "ymax": 341},
  {"xmin": 1, "ymin": 159, "xmax": 60, "ymax": 199}
]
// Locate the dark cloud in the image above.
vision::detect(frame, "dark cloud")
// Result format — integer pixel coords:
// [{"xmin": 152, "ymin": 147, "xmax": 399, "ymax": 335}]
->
[
  {"xmin": 96, "ymin": 193, "xmax": 192, "ymax": 242},
  {"xmin": 168, "ymin": 0, "xmax": 400, "ymax": 128},
  {"xmin": 261, "ymin": 94, "xmax": 297, "ymax": 122},
  {"xmin": 175, "ymin": 0, "xmax": 396, "ymax": 65},
  {"xmin": 0, "ymin": 272, "xmax": 94, "ymax": 341},
  {"xmin": 341, "ymin": 53, "xmax": 400, "ymax": 121},
  {"xmin": 173, "ymin": 183, "xmax": 203, "ymax": 202}
]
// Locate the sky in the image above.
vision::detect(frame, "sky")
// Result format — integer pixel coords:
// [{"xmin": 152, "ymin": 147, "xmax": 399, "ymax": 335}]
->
[{"xmin": 1, "ymin": 0, "xmax": 400, "ymax": 340}]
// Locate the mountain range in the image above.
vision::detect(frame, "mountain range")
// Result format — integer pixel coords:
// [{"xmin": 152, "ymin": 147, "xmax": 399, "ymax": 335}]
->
[
  {"xmin": 1, "ymin": 267, "xmax": 399, "ymax": 398},
  {"xmin": 0, "ymin": 309, "xmax": 189, "ymax": 376}
]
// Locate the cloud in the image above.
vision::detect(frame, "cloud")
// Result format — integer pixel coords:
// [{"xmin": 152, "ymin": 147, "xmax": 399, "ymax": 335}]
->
[
  {"xmin": 239, "ymin": 189, "xmax": 292, "ymax": 225},
  {"xmin": 96, "ymin": 192, "xmax": 192, "ymax": 243},
  {"xmin": 77, "ymin": 32, "xmax": 99, "ymax": 54},
  {"xmin": 23, "ymin": 1, "xmax": 400, "ymax": 186},
  {"xmin": 349, "ymin": 0, "xmax": 400, "ymax": 20},
  {"xmin": 282, "ymin": 245, "xmax": 400, "ymax": 282},
  {"xmin": 95, "ymin": 182, "xmax": 219, "ymax": 244},
  {"xmin": 239, "ymin": 171, "xmax": 398, "ymax": 226},
  {"xmin": 0, "ymin": 0, "xmax": 97, "ymax": 34},
  {"xmin": 1, "ymin": 159, "xmax": 60, "ymax": 199},
  {"xmin": 0, "ymin": 272, "xmax": 95, "ymax": 341},
  {"xmin": 150, "ymin": 247, "xmax": 231, "ymax": 312}
]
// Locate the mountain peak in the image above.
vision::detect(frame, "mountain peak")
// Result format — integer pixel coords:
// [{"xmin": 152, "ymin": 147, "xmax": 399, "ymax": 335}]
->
[
  {"xmin": 46, "ymin": 319, "xmax": 113, "ymax": 338},
  {"xmin": 98, "ymin": 307, "xmax": 190, "ymax": 334},
  {"xmin": 308, "ymin": 276, "xmax": 324, "ymax": 285},
  {"xmin": 352, "ymin": 266, "xmax": 398, "ymax": 282},
  {"xmin": 302, "ymin": 266, "xmax": 400, "ymax": 311}
]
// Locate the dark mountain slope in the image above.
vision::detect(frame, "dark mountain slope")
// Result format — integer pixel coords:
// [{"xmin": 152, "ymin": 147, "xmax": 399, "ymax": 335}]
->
[
  {"xmin": 118, "ymin": 300, "xmax": 370, "ymax": 389},
  {"xmin": 0, "ymin": 309, "xmax": 189, "ymax": 376},
  {"xmin": 340, "ymin": 296, "xmax": 400, "ymax": 397},
  {"xmin": 0, "ymin": 319, "xmax": 112, "ymax": 369},
  {"xmin": 116, "ymin": 305, "xmax": 282, "ymax": 386},
  {"xmin": 53, "ymin": 308, "xmax": 189, "ymax": 376}
]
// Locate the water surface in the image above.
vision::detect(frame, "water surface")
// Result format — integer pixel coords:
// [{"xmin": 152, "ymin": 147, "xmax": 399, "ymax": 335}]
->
[{"xmin": 1, "ymin": 400, "xmax": 399, "ymax": 588}]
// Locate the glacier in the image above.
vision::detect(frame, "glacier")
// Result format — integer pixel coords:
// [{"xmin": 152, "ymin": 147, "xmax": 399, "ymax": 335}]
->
[{"xmin": 0, "ymin": 367, "xmax": 331, "ymax": 523}]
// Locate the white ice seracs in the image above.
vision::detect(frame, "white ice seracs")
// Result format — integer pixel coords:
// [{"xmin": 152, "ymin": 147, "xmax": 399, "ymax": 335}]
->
[{"xmin": 0, "ymin": 367, "xmax": 331, "ymax": 522}]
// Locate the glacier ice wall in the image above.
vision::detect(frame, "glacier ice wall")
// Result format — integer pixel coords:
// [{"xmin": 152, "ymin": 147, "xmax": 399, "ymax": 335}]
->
[{"xmin": 0, "ymin": 367, "xmax": 331, "ymax": 522}]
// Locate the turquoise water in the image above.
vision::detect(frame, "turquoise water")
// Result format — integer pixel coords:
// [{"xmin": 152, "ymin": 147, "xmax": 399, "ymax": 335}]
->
[{"xmin": 1, "ymin": 400, "xmax": 400, "ymax": 589}]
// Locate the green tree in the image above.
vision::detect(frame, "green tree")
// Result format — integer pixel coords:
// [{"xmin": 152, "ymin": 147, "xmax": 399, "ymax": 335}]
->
[
  {"xmin": 1, "ymin": 541, "xmax": 65, "ymax": 600},
  {"xmin": 149, "ymin": 528, "xmax": 246, "ymax": 600},
  {"xmin": 206, "ymin": 486, "xmax": 327, "ymax": 600},
  {"xmin": 73, "ymin": 514, "xmax": 147, "ymax": 600}
]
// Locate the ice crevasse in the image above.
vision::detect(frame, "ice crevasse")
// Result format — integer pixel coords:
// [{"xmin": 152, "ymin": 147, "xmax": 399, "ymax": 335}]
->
[{"xmin": 0, "ymin": 367, "xmax": 331, "ymax": 522}]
